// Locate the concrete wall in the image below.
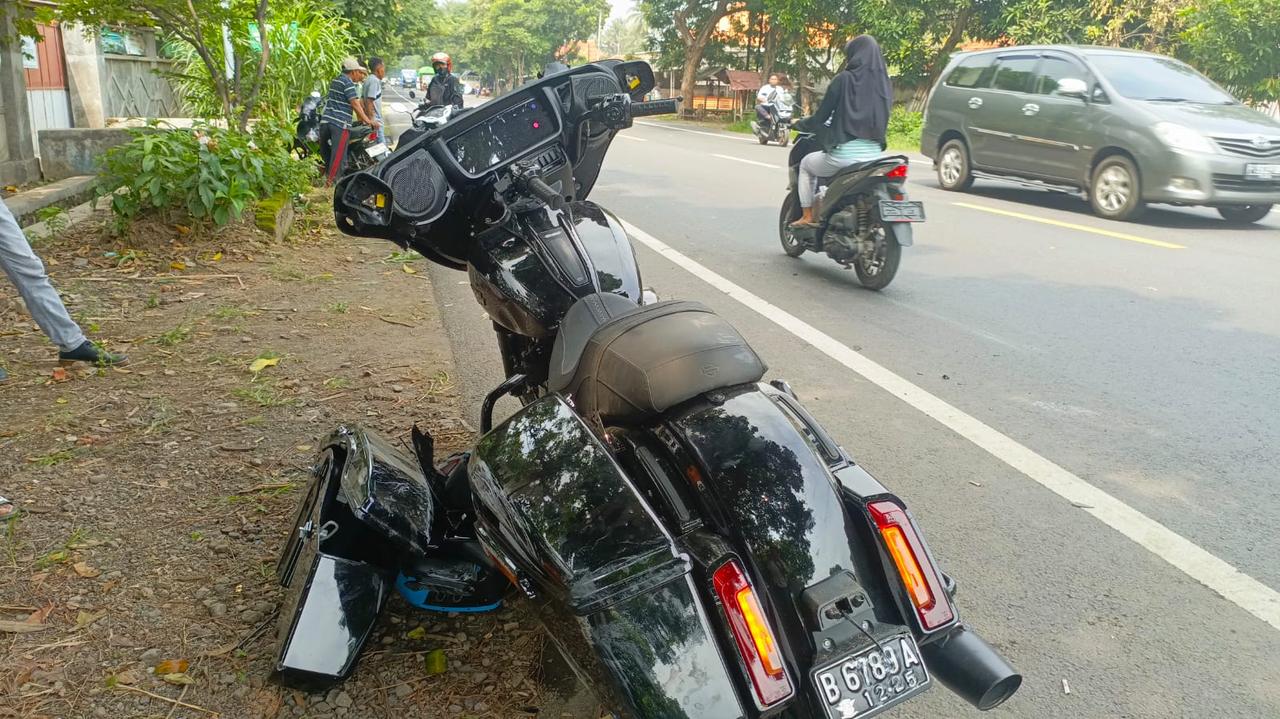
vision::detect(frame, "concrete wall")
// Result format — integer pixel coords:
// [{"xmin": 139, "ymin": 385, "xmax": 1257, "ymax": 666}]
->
[
  {"xmin": 62, "ymin": 23, "xmax": 107, "ymax": 129},
  {"xmin": 37, "ymin": 127, "xmax": 140, "ymax": 181},
  {"xmin": 0, "ymin": 5, "xmax": 41, "ymax": 185}
]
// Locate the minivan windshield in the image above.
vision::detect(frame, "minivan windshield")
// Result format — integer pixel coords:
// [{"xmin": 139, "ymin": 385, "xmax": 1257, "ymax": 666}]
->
[{"xmin": 1089, "ymin": 54, "xmax": 1236, "ymax": 104}]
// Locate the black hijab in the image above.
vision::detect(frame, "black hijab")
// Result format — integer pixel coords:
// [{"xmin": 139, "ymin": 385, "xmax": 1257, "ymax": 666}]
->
[{"xmin": 813, "ymin": 35, "xmax": 893, "ymax": 149}]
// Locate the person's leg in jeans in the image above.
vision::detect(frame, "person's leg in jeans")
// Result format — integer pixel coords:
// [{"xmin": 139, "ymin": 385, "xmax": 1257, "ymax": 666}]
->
[
  {"xmin": 792, "ymin": 151, "xmax": 852, "ymax": 226},
  {"xmin": 0, "ymin": 199, "xmax": 127, "ymax": 373},
  {"xmin": 318, "ymin": 123, "xmax": 335, "ymax": 177}
]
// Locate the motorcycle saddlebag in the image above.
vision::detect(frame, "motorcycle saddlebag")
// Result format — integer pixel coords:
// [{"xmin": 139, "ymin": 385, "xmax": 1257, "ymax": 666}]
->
[{"xmin": 273, "ymin": 426, "xmax": 431, "ymax": 690}]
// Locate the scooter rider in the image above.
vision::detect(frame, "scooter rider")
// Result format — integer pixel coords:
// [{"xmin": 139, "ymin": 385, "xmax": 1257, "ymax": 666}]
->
[
  {"xmin": 756, "ymin": 73, "xmax": 785, "ymax": 130},
  {"xmin": 426, "ymin": 52, "xmax": 465, "ymax": 110}
]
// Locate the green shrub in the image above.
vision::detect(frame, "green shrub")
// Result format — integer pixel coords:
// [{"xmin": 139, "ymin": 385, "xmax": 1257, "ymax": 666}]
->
[
  {"xmin": 886, "ymin": 107, "xmax": 923, "ymax": 151},
  {"xmin": 97, "ymin": 121, "xmax": 314, "ymax": 235}
]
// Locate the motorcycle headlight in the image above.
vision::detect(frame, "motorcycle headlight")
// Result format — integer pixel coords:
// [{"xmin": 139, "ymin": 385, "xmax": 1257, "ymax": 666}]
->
[{"xmin": 1153, "ymin": 122, "xmax": 1214, "ymax": 153}]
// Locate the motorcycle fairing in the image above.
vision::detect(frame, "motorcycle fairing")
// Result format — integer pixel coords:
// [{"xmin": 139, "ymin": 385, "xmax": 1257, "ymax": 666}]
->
[{"xmin": 332, "ymin": 426, "xmax": 437, "ymax": 556}]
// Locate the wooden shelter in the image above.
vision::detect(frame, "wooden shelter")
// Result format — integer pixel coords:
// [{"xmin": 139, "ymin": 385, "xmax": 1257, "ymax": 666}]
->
[{"xmin": 691, "ymin": 68, "xmax": 762, "ymax": 119}]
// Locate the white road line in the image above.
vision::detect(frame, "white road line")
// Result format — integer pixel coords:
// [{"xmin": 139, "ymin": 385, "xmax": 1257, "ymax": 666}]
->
[
  {"xmin": 620, "ymin": 218, "xmax": 1280, "ymax": 633},
  {"xmin": 634, "ymin": 120, "xmax": 756, "ymax": 142},
  {"xmin": 618, "ymin": 135, "xmax": 649, "ymax": 142},
  {"xmin": 712, "ymin": 153, "xmax": 781, "ymax": 169}
]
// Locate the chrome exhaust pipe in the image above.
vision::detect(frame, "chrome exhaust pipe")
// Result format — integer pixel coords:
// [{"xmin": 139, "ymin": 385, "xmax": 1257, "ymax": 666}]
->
[{"xmin": 921, "ymin": 625, "xmax": 1022, "ymax": 710}]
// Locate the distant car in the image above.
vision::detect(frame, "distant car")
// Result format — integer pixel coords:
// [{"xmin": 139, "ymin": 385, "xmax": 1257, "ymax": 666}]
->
[{"xmin": 921, "ymin": 45, "xmax": 1280, "ymax": 224}]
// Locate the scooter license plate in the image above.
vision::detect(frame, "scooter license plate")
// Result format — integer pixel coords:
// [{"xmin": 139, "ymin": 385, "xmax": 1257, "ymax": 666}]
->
[
  {"xmin": 878, "ymin": 200, "xmax": 926, "ymax": 223},
  {"xmin": 811, "ymin": 633, "xmax": 930, "ymax": 719},
  {"xmin": 365, "ymin": 142, "xmax": 390, "ymax": 158}
]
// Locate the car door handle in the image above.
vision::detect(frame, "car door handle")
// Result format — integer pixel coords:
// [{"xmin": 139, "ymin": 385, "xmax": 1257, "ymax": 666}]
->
[
  {"xmin": 1022, "ymin": 103, "xmax": 1040, "ymax": 116},
  {"xmin": 968, "ymin": 97, "xmax": 983, "ymax": 109}
]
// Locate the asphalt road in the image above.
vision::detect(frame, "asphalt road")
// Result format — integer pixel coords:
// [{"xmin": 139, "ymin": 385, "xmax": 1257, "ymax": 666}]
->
[{"xmin": 398, "ymin": 108, "xmax": 1280, "ymax": 716}]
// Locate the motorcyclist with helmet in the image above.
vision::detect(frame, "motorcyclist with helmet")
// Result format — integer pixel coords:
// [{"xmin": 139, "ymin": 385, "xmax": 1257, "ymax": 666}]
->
[{"xmin": 426, "ymin": 52, "xmax": 465, "ymax": 110}]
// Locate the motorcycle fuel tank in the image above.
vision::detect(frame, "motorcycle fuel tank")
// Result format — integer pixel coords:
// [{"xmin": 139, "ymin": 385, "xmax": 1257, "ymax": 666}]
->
[{"xmin": 468, "ymin": 201, "xmax": 643, "ymax": 337}]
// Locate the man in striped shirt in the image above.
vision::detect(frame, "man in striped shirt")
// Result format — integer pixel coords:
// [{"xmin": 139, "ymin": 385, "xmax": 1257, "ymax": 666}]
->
[{"xmin": 319, "ymin": 57, "xmax": 380, "ymax": 184}]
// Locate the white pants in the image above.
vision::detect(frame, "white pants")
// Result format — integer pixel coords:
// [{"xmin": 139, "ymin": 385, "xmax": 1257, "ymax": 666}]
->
[
  {"xmin": 798, "ymin": 151, "xmax": 862, "ymax": 208},
  {"xmin": 0, "ymin": 199, "xmax": 86, "ymax": 351}
]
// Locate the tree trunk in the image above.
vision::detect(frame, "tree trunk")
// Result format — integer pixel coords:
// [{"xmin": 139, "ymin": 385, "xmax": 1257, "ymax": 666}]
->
[
  {"xmin": 237, "ymin": 0, "xmax": 270, "ymax": 131},
  {"xmin": 923, "ymin": 2, "xmax": 974, "ymax": 97},
  {"xmin": 761, "ymin": 23, "xmax": 778, "ymax": 81},
  {"xmin": 673, "ymin": 0, "xmax": 730, "ymax": 116}
]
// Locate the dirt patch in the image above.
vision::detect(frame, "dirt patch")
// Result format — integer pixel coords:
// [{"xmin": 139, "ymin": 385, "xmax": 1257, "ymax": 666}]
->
[{"xmin": 0, "ymin": 197, "xmax": 551, "ymax": 718}]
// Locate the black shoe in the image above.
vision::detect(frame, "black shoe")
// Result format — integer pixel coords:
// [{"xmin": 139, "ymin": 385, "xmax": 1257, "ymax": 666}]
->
[{"xmin": 58, "ymin": 341, "xmax": 129, "ymax": 367}]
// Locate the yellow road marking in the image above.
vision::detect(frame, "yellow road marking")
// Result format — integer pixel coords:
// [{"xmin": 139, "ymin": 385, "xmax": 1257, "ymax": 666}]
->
[{"xmin": 953, "ymin": 202, "xmax": 1187, "ymax": 249}]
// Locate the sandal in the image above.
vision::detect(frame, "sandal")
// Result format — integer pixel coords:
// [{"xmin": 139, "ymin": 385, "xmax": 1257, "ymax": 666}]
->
[{"xmin": 0, "ymin": 496, "xmax": 23, "ymax": 521}]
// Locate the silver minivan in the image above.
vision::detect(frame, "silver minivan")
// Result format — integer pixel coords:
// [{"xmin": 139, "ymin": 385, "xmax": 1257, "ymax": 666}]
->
[{"xmin": 921, "ymin": 46, "xmax": 1280, "ymax": 224}]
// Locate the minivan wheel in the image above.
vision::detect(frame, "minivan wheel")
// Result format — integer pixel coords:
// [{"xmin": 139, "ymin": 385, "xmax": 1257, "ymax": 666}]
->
[
  {"xmin": 1217, "ymin": 204, "xmax": 1272, "ymax": 225},
  {"xmin": 1090, "ymin": 156, "xmax": 1146, "ymax": 221},
  {"xmin": 937, "ymin": 139, "xmax": 974, "ymax": 191}
]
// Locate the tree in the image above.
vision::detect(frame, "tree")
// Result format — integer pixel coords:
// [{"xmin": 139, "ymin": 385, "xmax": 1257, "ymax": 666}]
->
[
  {"xmin": 459, "ymin": 0, "xmax": 605, "ymax": 87},
  {"xmin": 1088, "ymin": 0, "xmax": 1193, "ymax": 51},
  {"xmin": 601, "ymin": 13, "xmax": 648, "ymax": 59},
  {"xmin": 1181, "ymin": 0, "xmax": 1280, "ymax": 104},
  {"xmin": 52, "ymin": 0, "xmax": 273, "ymax": 129},
  {"xmin": 326, "ymin": 0, "xmax": 441, "ymax": 59},
  {"xmin": 641, "ymin": 0, "xmax": 733, "ymax": 114}
]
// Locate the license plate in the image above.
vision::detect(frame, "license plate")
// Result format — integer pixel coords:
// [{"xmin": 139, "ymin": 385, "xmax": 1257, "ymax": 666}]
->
[
  {"xmin": 1245, "ymin": 163, "xmax": 1280, "ymax": 180},
  {"xmin": 812, "ymin": 634, "xmax": 930, "ymax": 719},
  {"xmin": 878, "ymin": 200, "xmax": 926, "ymax": 222},
  {"xmin": 365, "ymin": 142, "xmax": 390, "ymax": 158}
]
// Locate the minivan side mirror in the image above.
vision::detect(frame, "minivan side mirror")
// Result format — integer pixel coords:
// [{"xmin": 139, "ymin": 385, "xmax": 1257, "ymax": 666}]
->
[{"xmin": 1057, "ymin": 78, "xmax": 1089, "ymax": 100}]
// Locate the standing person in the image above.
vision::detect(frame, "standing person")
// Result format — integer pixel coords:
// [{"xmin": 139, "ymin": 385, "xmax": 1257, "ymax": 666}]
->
[
  {"xmin": 363, "ymin": 57, "xmax": 387, "ymax": 146},
  {"xmin": 318, "ymin": 57, "xmax": 380, "ymax": 185},
  {"xmin": 790, "ymin": 35, "xmax": 892, "ymax": 227},
  {"xmin": 426, "ymin": 52, "xmax": 464, "ymax": 110},
  {"xmin": 1, "ymin": 198, "xmax": 127, "ymax": 382},
  {"xmin": 756, "ymin": 73, "xmax": 784, "ymax": 130}
]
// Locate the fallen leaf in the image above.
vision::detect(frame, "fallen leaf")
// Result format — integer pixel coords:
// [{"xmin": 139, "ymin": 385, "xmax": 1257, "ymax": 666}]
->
[
  {"xmin": 0, "ymin": 620, "xmax": 50, "ymax": 633},
  {"xmin": 248, "ymin": 357, "xmax": 280, "ymax": 373},
  {"xmin": 174, "ymin": 225, "xmax": 191, "ymax": 235},
  {"xmin": 154, "ymin": 659, "xmax": 190, "ymax": 675},
  {"xmin": 424, "ymin": 648, "xmax": 447, "ymax": 675},
  {"xmin": 73, "ymin": 561, "xmax": 102, "ymax": 578},
  {"xmin": 26, "ymin": 601, "xmax": 54, "ymax": 624},
  {"xmin": 406, "ymin": 626, "xmax": 426, "ymax": 641},
  {"xmin": 402, "ymin": 264, "xmax": 417, "ymax": 274},
  {"xmin": 171, "ymin": 261, "xmax": 186, "ymax": 271},
  {"xmin": 56, "ymin": 397, "xmax": 69, "ymax": 404},
  {"xmin": 3, "ymin": 185, "xmax": 17, "ymax": 193},
  {"xmin": 211, "ymin": 252, "xmax": 222, "ymax": 261},
  {"xmin": 161, "ymin": 672, "xmax": 195, "ymax": 685},
  {"xmin": 113, "ymin": 670, "xmax": 139, "ymax": 685},
  {"xmin": 51, "ymin": 367, "xmax": 69, "ymax": 382},
  {"xmin": 75, "ymin": 610, "xmax": 104, "ymax": 628}
]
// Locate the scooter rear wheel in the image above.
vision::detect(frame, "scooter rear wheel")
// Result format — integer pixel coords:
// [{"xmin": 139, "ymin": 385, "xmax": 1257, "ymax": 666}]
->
[
  {"xmin": 779, "ymin": 194, "xmax": 806, "ymax": 257},
  {"xmin": 854, "ymin": 225, "xmax": 902, "ymax": 290}
]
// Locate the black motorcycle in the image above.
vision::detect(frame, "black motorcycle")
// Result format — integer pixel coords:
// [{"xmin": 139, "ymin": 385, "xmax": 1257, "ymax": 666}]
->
[
  {"xmin": 294, "ymin": 92, "xmax": 322, "ymax": 158},
  {"xmin": 273, "ymin": 59, "xmax": 1021, "ymax": 719},
  {"xmin": 779, "ymin": 135, "xmax": 925, "ymax": 290},
  {"xmin": 293, "ymin": 92, "xmax": 388, "ymax": 174}
]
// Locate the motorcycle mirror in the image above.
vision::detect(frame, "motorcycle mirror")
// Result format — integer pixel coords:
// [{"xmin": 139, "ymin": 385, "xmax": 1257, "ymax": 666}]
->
[
  {"xmin": 334, "ymin": 171, "xmax": 395, "ymax": 238},
  {"xmin": 613, "ymin": 60, "xmax": 656, "ymax": 100}
]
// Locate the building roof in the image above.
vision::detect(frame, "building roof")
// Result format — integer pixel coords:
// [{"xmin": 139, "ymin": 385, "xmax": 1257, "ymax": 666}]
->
[{"xmin": 702, "ymin": 68, "xmax": 762, "ymax": 92}]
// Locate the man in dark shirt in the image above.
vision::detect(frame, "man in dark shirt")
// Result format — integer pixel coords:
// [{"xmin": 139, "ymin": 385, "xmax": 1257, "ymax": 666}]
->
[{"xmin": 319, "ymin": 57, "xmax": 379, "ymax": 184}]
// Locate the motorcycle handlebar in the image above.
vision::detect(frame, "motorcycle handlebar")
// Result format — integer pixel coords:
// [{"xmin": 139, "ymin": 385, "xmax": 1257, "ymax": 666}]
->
[
  {"xmin": 631, "ymin": 98, "xmax": 680, "ymax": 117},
  {"xmin": 524, "ymin": 175, "xmax": 564, "ymax": 211}
]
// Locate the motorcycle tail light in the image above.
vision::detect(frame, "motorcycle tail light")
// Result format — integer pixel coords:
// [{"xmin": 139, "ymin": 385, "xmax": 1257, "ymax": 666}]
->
[
  {"xmin": 885, "ymin": 163, "xmax": 908, "ymax": 179},
  {"xmin": 868, "ymin": 500, "xmax": 955, "ymax": 631},
  {"xmin": 712, "ymin": 560, "xmax": 793, "ymax": 706}
]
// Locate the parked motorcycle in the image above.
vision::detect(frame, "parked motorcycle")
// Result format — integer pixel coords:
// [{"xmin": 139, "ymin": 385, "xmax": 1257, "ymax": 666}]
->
[
  {"xmin": 273, "ymin": 59, "xmax": 1021, "ymax": 719},
  {"xmin": 752, "ymin": 94, "xmax": 794, "ymax": 146},
  {"xmin": 396, "ymin": 90, "xmax": 462, "ymax": 148},
  {"xmin": 294, "ymin": 91, "xmax": 322, "ymax": 158},
  {"xmin": 779, "ymin": 134, "xmax": 924, "ymax": 290}
]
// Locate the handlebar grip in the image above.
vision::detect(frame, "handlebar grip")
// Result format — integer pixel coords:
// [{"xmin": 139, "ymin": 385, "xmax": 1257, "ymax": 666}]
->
[
  {"xmin": 631, "ymin": 98, "xmax": 680, "ymax": 117},
  {"xmin": 526, "ymin": 176, "xmax": 564, "ymax": 210}
]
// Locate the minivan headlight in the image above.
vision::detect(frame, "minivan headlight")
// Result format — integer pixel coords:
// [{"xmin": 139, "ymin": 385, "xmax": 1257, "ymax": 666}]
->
[{"xmin": 1154, "ymin": 122, "xmax": 1215, "ymax": 153}]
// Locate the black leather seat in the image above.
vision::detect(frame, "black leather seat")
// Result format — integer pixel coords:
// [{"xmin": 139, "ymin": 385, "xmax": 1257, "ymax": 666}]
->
[{"xmin": 548, "ymin": 293, "xmax": 767, "ymax": 423}]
